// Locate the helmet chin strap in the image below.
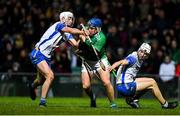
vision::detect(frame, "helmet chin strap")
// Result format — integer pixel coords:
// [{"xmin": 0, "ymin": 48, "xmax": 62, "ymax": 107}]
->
[{"xmin": 96, "ymin": 27, "xmax": 101, "ymax": 32}]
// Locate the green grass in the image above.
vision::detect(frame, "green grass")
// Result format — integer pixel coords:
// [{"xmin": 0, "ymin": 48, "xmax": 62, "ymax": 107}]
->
[{"xmin": 0, "ymin": 97, "xmax": 179, "ymax": 115}]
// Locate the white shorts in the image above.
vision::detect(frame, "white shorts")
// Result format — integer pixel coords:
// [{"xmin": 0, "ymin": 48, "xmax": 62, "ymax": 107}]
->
[{"xmin": 81, "ymin": 57, "xmax": 110, "ymax": 73}]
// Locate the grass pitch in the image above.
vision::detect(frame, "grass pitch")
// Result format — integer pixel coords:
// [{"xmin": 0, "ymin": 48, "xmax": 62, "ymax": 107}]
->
[{"xmin": 0, "ymin": 97, "xmax": 179, "ymax": 115}]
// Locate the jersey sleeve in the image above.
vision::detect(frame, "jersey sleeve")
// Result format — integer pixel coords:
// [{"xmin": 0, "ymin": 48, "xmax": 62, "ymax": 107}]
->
[
  {"xmin": 65, "ymin": 33, "xmax": 73, "ymax": 40},
  {"xmin": 125, "ymin": 55, "xmax": 137, "ymax": 65},
  {"xmin": 55, "ymin": 23, "xmax": 66, "ymax": 32}
]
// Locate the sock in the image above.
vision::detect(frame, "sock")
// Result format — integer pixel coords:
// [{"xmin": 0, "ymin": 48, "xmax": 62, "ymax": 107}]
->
[
  {"xmin": 110, "ymin": 101, "xmax": 117, "ymax": 108},
  {"xmin": 40, "ymin": 97, "xmax": 46, "ymax": 104},
  {"xmin": 85, "ymin": 88, "xmax": 95, "ymax": 101},
  {"xmin": 162, "ymin": 101, "xmax": 168, "ymax": 107},
  {"xmin": 134, "ymin": 99, "xmax": 139, "ymax": 102},
  {"xmin": 92, "ymin": 92, "xmax": 96, "ymax": 101}
]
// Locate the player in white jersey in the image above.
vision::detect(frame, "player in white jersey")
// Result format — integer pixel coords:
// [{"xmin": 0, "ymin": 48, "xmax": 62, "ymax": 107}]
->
[
  {"xmin": 109, "ymin": 43, "xmax": 178, "ymax": 109},
  {"xmin": 29, "ymin": 11, "xmax": 85, "ymax": 107}
]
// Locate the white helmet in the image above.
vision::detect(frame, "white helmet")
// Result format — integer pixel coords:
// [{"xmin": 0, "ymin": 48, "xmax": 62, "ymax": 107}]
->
[
  {"xmin": 59, "ymin": 11, "xmax": 74, "ymax": 27},
  {"xmin": 138, "ymin": 43, "xmax": 151, "ymax": 54}
]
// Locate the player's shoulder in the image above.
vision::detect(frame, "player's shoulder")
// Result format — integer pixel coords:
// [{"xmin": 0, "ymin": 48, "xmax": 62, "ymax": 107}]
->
[
  {"xmin": 54, "ymin": 22, "xmax": 66, "ymax": 26},
  {"xmin": 99, "ymin": 31, "xmax": 105, "ymax": 36},
  {"xmin": 127, "ymin": 52, "xmax": 138, "ymax": 59},
  {"xmin": 54, "ymin": 22, "xmax": 66, "ymax": 31},
  {"xmin": 97, "ymin": 31, "xmax": 106, "ymax": 39},
  {"xmin": 128, "ymin": 51, "xmax": 137, "ymax": 57},
  {"xmin": 131, "ymin": 51, "xmax": 138, "ymax": 56}
]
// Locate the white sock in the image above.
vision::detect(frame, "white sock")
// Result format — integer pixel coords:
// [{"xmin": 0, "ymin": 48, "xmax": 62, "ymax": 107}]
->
[{"xmin": 162, "ymin": 101, "xmax": 168, "ymax": 107}]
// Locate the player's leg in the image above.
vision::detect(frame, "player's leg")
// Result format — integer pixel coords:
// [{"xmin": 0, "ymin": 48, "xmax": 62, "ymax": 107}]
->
[
  {"xmin": 81, "ymin": 61, "xmax": 96, "ymax": 107},
  {"xmin": 133, "ymin": 89, "xmax": 149, "ymax": 100},
  {"xmin": 116, "ymin": 82, "xmax": 138, "ymax": 108},
  {"xmin": 29, "ymin": 72, "xmax": 45, "ymax": 100},
  {"xmin": 81, "ymin": 63, "xmax": 96, "ymax": 107},
  {"xmin": 125, "ymin": 97, "xmax": 140, "ymax": 108},
  {"xmin": 36, "ymin": 60, "xmax": 54, "ymax": 107},
  {"xmin": 126, "ymin": 89, "xmax": 149, "ymax": 108},
  {"xmin": 33, "ymin": 71, "xmax": 45, "ymax": 88},
  {"xmin": 29, "ymin": 49, "xmax": 46, "ymax": 100},
  {"xmin": 97, "ymin": 58, "xmax": 116, "ymax": 108},
  {"xmin": 136, "ymin": 77, "xmax": 178, "ymax": 109},
  {"xmin": 98, "ymin": 69, "xmax": 116, "ymax": 108},
  {"xmin": 136, "ymin": 78, "xmax": 166, "ymax": 104}
]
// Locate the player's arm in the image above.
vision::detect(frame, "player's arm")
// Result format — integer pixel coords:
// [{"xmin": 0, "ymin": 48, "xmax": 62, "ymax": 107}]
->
[
  {"xmin": 68, "ymin": 38, "xmax": 78, "ymax": 49},
  {"xmin": 78, "ymin": 34, "xmax": 93, "ymax": 48},
  {"xmin": 79, "ymin": 34, "xmax": 86, "ymax": 42},
  {"xmin": 68, "ymin": 35, "xmax": 88, "ymax": 52},
  {"xmin": 62, "ymin": 26, "xmax": 84, "ymax": 35},
  {"xmin": 109, "ymin": 55, "xmax": 136, "ymax": 71},
  {"xmin": 109, "ymin": 59, "xmax": 129, "ymax": 71},
  {"xmin": 56, "ymin": 22, "xmax": 85, "ymax": 35}
]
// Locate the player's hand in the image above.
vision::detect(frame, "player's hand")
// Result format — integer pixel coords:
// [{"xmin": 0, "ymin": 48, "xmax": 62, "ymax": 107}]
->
[
  {"xmin": 82, "ymin": 29, "xmax": 89, "ymax": 36},
  {"xmin": 80, "ymin": 23, "xmax": 89, "ymax": 36},
  {"xmin": 79, "ymin": 34, "xmax": 86, "ymax": 42},
  {"xmin": 108, "ymin": 66, "xmax": 113, "ymax": 72}
]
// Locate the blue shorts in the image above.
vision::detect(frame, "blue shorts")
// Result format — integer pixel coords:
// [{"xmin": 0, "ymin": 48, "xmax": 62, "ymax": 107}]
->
[
  {"xmin": 29, "ymin": 49, "xmax": 51, "ymax": 66},
  {"xmin": 116, "ymin": 82, "xmax": 136, "ymax": 97}
]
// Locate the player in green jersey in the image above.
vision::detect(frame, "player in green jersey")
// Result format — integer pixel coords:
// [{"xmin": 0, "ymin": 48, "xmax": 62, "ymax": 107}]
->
[{"xmin": 77, "ymin": 18, "xmax": 117, "ymax": 108}]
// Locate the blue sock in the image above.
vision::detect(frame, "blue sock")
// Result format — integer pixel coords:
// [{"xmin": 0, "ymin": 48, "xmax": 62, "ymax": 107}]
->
[{"xmin": 40, "ymin": 98, "xmax": 46, "ymax": 105}]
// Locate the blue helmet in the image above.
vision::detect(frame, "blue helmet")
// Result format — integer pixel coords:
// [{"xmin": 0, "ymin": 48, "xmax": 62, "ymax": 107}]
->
[{"xmin": 87, "ymin": 18, "xmax": 102, "ymax": 27}]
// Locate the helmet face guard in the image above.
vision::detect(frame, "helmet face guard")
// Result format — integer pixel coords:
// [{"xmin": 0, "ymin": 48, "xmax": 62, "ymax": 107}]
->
[
  {"xmin": 138, "ymin": 43, "xmax": 151, "ymax": 54},
  {"xmin": 138, "ymin": 43, "xmax": 151, "ymax": 60},
  {"xmin": 59, "ymin": 11, "xmax": 75, "ymax": 27}
]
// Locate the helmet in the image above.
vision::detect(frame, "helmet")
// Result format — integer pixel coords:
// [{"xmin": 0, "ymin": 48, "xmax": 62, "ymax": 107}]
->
[
  {"xmin": 138, "ymin": 43, "xmax": 151, "ymax": 54},
  {"xmin": 59, "ymin": 11, "xmax": 74, "ymax": 26},
  {"xmin": 87, "ymin": 18, "xmax": 102, "ymax": 28}
]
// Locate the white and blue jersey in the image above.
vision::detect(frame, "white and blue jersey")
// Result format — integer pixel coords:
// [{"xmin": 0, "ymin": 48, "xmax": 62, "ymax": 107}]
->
[
  {"xmin": 116, "ymin": 52, "xmax": 144, "ymax": 96},
  {"xmin": 29, "ymin": 22, "xmax": 74, "ymax": 66}
]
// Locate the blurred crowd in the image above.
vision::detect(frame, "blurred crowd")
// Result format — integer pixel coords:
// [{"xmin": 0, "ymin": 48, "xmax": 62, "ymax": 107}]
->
[{"xmin": 0, "ymin": 0, "xmax": 179, "ymax": 77}]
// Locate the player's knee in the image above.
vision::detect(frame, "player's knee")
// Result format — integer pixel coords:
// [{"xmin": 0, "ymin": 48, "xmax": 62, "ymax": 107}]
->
[
  {"xmin": 103, "ymin": 80, "xmax": 111, "ymax": 87},
  {"xmin": 83, "ymin": 84, "xmax": 90, "ymax": 89},
  {"xmin": 150, "ymin": 78, "xmax": 157, "ymax": 86},
  {"xmin": 50, "ymin": 73, "xmax": 54, "ymax": 81},
  {"xmin": 46, "ymin": 71, "xmax": 54, "ymax": 81},
  {"xmin": 82, "ymin": 82, "xmax": 90, "ymax": 89}
]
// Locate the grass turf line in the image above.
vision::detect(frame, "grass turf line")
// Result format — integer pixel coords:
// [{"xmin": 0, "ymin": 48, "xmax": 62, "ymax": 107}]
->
[{"xmin": 0, "ymin": 97, "xmax": 179, "ymax": 115}]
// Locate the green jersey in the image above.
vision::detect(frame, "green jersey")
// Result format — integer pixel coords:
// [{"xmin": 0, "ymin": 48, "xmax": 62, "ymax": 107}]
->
[{"xmin": 79, "ymin": 31, "xmax": 107, "ymax": 61}]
